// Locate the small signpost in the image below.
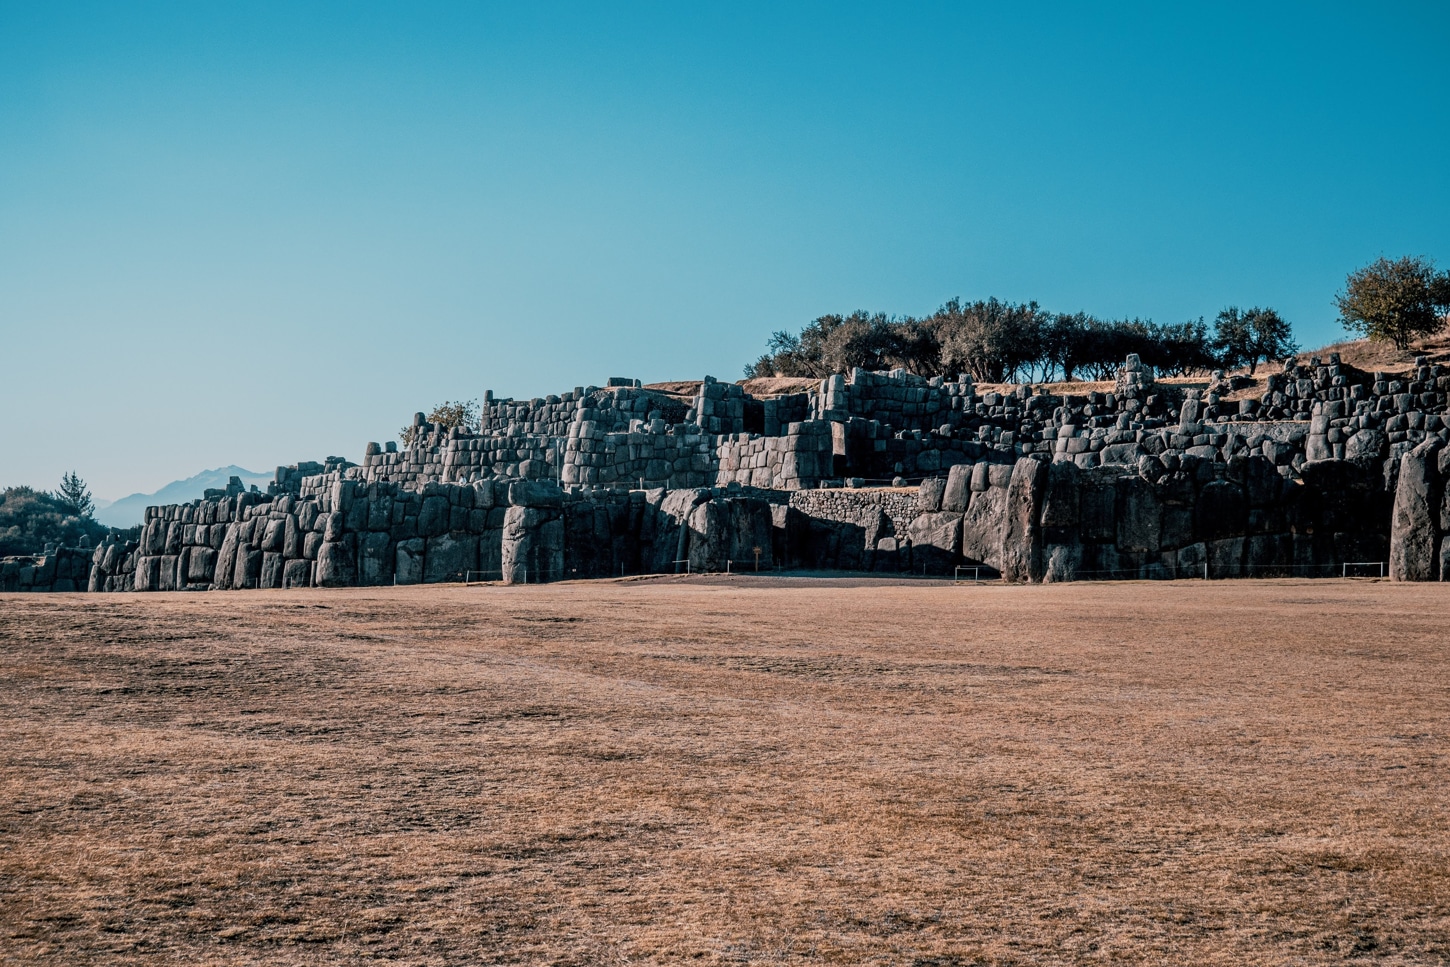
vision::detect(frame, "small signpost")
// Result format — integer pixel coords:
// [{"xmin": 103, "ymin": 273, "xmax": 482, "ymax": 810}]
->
[{"xmin": 752, "ymin": 546, "xmax": 762, "ymax": 571}]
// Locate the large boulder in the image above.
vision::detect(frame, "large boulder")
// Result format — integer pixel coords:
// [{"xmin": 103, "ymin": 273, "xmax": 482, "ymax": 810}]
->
[
  {"xmin": 425, "ymin": 532, "xmax": 478, "ymax": 583},
  {"xmin": 395, "ymin": 538, "xmax": 426, "ymax": 585},
  {"xmin": 726, "ymin": 498, "xmax": 775, "ymax": 570},
  {"xmin": 507, "ymin": 479, "xmax": 565, "ymax": 509},
  {"xmin": 315, "ymin": 541, "xmax": 356, "ymax": 588},
  {"xmin": 1042, "ymin": 543, "xmax": 1082, "ymax": 583},
  {"xmin": 211, "ymin": 522, "xmax": 243, "ymax": 590},
  {"xmin": 1345, "ymin": 428, "xmax": 1387, "ymax": 467},
  {"xmin": 1390, "ymin": 439, "xmax": 1442, "ymax": 581},
  {"xmin": 916, "ymin": 477, "xmax": 947, "ymax": 513},
  {"xmin": 1000, "ymin": 457, "xmax": 1047, "ymax": 583},
  {"xmin": 357, "ymin": 531, "xmax": 395, "ymax": 585},
  {"xmin": 1039, "ymin": 461, "xmax": 1080, "ymax": 535},
  {"xmin": 1196, "ymin": 481, "xmax": 1248, "ymax": 542},
  {"xmin": 686, "ymin": 500, "xmax": 729, "ymax": 572},
  {"xmin": 1077, "ymin": 469, "xmax": 1118, "ymax": 543},
  {"xmin": 907, "ymin": 511, "xmax": 962, "ymax": 574},
  {"xmin": 502, "ymin": 506, "xmax": 565, "ymax": 584},
  {"xmin": 282, "ymin": 558, "xmax": 313, "ymax": 589},
  {"xmin": 418, "ymin": 496, "xmax": 450, "ymax": 537},
  {"xmin": 941, "ymin": 463, "xmax": 973, "ymax": 513},
  {"xmin": 233, "ymin": 548, "xmax": 263, "ymax": 590},
  {"xmin": 1115, "ymin": 475, "xmax": 1162, "ymax": 552},
  {"xmin": 259, "ymin": 552, "xmax": 285, "ymax": 589},
  {"xmin": 960, "ymin": 484, "xmax": 1008, "ymax": 568}
]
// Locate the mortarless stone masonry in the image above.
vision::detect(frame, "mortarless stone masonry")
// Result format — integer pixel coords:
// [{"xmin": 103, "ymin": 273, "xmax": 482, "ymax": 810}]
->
[{"xmin": 10, "ymin": 351, "xmax": 1450, "ymax": 590}]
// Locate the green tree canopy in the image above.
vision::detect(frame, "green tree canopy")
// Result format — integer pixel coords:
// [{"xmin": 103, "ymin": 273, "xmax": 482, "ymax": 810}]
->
[
  {"xmin": 1214, "ymin": 307, "xmax": 1297, "ymax": 375},
  {"xmin": 400, "ymin": 399, "xmax": 481, "ymax": 446},
  {"xmin": 1336, "ymin": 256, "xmax": 1450, "ymax": 350},
  {"xmin": 0, "ymin": 485, "xmax": 113, "ymax": 557},
  {"xmin": 746, "ymin": 299, "xmax": 1227, "ymax": 383},
  {"xmin": 54, "ymin": 470, "xmax": 94, "ymax": 518}
]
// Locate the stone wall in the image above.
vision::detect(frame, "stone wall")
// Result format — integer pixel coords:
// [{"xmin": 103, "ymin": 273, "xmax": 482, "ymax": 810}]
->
[
  {"xmin": 11, "ymin": 351, "xmax": 1450, "ymax": 592},
  {"xmin": 0, "ymin": 546, "xmax": 99, "ymax": 592},
  {"xmin": 41, "ymin": 444, "xmax": 1391, "ymax": 594}
]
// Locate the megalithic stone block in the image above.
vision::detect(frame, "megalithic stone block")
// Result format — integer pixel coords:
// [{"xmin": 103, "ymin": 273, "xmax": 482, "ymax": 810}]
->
[
  {"xmin": 1390, "ymin": 439, "xmax": 1442, "ymax": 581},
  {"xmin": 1000, "ymin": 457, "xmax": 1048, "ymax": 583}
]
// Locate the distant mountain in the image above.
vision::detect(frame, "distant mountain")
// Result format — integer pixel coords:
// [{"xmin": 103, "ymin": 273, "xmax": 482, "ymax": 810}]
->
[{"xmin": 95, "ymin": 466, "xmax": 273, "ymax": 528}]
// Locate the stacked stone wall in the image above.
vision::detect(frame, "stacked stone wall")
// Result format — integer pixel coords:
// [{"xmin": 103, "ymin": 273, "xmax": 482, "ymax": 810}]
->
[
  {"xmin": 15, "ymin": 351, "xmax": 1450, "ymax": 592},
  {"xmin": 0, "ymin": 546, "xmax": 100, "ymax": 592}
]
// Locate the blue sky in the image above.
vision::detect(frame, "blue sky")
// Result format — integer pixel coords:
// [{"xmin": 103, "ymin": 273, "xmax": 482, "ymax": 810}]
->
[{"xmin": 2, "ymin": 1, "xmax": 1447, "ymax": 499}]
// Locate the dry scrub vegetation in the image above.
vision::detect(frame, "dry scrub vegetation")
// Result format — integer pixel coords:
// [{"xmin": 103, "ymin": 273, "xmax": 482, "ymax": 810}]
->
[{"xmin": 2, "ymin": 578, "xmax": 1449, "ymax": 965}]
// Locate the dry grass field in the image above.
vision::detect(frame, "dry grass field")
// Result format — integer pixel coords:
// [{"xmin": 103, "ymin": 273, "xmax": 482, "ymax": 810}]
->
[{"xmin": 2, "ymin": 577, "xmax": 1449, "ymax": 965}]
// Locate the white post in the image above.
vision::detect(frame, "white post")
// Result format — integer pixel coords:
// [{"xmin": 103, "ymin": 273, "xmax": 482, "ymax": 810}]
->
[{"xmin": 1204, "ymin": 562, "xmax": 1209, "ymax": 580}]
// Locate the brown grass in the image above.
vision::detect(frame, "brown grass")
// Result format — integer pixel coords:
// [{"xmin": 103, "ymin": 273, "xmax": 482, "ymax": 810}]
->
[{"xmin": 3, "ymin": 577, "xmax": 1449, "ymax": 965}]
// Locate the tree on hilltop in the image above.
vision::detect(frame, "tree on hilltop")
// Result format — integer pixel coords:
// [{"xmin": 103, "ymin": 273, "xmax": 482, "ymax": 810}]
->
[
  {"xmin": 1336, "ymin": 256, "xmax": 1450, "ymax": 350},
  {"xmin": 54, "ymin": 471, "xmax": 94, "ymax": 518},
  {"xmin": 0, "ymin": 485, "xmax": 110, "ymax": 556},
  {"xmin": 1214, "ymin": 307, "xmax": 1297, "ymax": 375},
  {"xmin": 399, "ymin": 399, "xmax": 480, "ymax": 447}
]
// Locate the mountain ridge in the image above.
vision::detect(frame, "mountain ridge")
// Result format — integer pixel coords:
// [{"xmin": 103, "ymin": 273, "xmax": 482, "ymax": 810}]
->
[{"xmin": 95, "ymin": 466, "xmax": 273, "ymax": 528}]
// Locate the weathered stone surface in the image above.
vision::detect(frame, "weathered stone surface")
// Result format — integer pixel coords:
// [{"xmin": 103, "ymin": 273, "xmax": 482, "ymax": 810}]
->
[
  {"xmin": 1345, "ymin": 428, "xmax": 1387, "ymax": 466},
  {"xmin": 1115, "ymin": 475, "xmax": 1161, "ymax": 552},
  {"xmin": 212, "ymin": 523, "xmax": 242, "ymax": 591},
  {"xmin": 1440, "ymin": 447, "xmax": 1450, "ymax": 534},
  {"xmin": 1390, "ymin": 439, "xmax": 1442, "ymax": 581},
  {"xmin": 1100, "ymin": 442, "xmax": 1144, "ymax": 466},
  {"xmin": 357, "ymin": 531, "xmax": 394, "ymax": 585},
  {"xmin": 395, "ymin": 538, "xmax": 425, "ymax": 585},
  {"xmin": 186, "ymin": 546, "xmax": 216, "ymax": 584},
  {"xmin": 367, "ymin": 493, "xmax": 394, "ymax": 531},
  {"xmin": 1078, "ymin": 470, "xmax": 1117, "ymax": 544},
  {"xmin": 941, "ymin": 463, "xmax": 973, "ymax": 513},
  {"xmin": 418, "ymin": 496, "xmax": 450, "ymax": 537},
  {"xmin": 1042, "ymin": 542, "xmax": 1082, "ymax": 582},
  {"xmin": 960, "ymin": 485, "xmax": 1008, "ymax": 568},
  {"xmin": 316, "ymin": 541, "xmax": 355, "ymax": 588},
  {"xmin": 907, "ymin": 511, "xmax": 961, "ymax": 573},
  {"xmin": 725, "ymin": 499, "xmax": 774, "ymax": 570},
  {"xmin": 1176, "ymin": 541, "xmax": 1208, "ymax": 578},
  {"xmin": 1196, "ymin": 481, "xmax": 1248, "ymax": 542},
  {"xmin": 1245, "ymin": 533, "xmax": 1292, "ymax": 576},
  {"xmin": 508, "ymin": 480, "xmax": 565, "ymax": 509},
  {"xmin": 686, "ymin": 500, "xmax": 728, "ymax": 572},
  {"xmin": 283, "ymin": 515, "xmax": 302, "ymax": 557},
  {"xmin": 234, "ymin": 549, "xmax": 263, "ymax": 590},
  {"xmin": 915, "ymin": 476, "xmax": 946, "ymax": 513},
  {"xmin": 501, "ymin": 506, "xmax": 564, "ymax": 584},
  {"xmin": 1207, "ymin": 537, "xmax": 1245, "ymax": 578},
  {"xmin": 1000, "ymin": 457, "xmax": 1047, "ymax": 583},
  {"xmin": 282, "ymin": 558, "xmax": 312, "ymax": 588},
  {"xmin": 970, "ymin": 462, "xmax": 991, "ymax": 492},
  {"xmin": 260, "ymin": 552, "xmax": 285, "ymax": 589},
  {"xmin": 134, "ymin": 555, "xmax": 161, "ymax": 592},
  {"xmin": 261, "ymin": 519, "xmax": 285, "ymax": 553},
  {"xmin": 425, "ymin": 532, "xmax": 478, "ymax": 583},
  {"xmin": 1039, "ymin": 461, "xmax": 1080, "ymax": 532}
]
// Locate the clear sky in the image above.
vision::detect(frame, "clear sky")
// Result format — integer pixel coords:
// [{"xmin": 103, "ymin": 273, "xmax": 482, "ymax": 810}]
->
[{"xmin": 2, "ymin": 1, "xmax": 1447, "ymax": 500}]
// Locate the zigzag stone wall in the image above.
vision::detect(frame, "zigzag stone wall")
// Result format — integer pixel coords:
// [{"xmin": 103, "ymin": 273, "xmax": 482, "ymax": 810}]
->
[{"xmin": 10, "ymin": 351, "xmax": 1450, "ymax": 591}]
